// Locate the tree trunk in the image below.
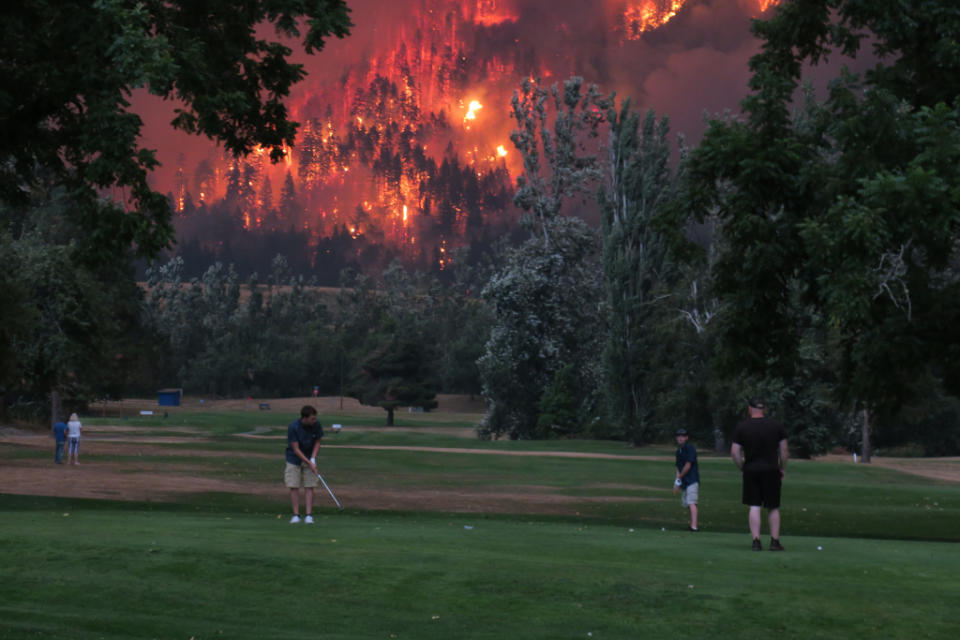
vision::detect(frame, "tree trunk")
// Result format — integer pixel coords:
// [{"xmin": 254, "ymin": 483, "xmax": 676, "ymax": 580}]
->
[
  {"xmin": 861, "ymin": 408, "xmax": 872, "ymax": 464},
  {"xmin": 714, "ymin": 412, "xmax": 726, "ymax": 453},
  {"xmin": 386, "ymin": 407, "xmax": 394, "ymax": 426},
  {"xmin": 51, "ymin": 389, "xmax": 63, "ymax": 427}
]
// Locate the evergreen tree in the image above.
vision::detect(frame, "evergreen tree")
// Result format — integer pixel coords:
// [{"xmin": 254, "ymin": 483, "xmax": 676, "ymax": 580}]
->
[
  {"xmin": 297, "ymin": 118, "xmax": 323, "ymax": 188},
  {"xmin": 347, "ymin": 320, "xmax": 439, "ymax": 426},
  {"xmin": 279, "ymin": 170, "xmax": 299, "ymax": 228},
  {"xmin": 258, "ymin": 174, "xmax": 273, "ymax": 217},
  {"xmin": 193, "ymin": 158, "xmax": 216, "ymax": 203}
]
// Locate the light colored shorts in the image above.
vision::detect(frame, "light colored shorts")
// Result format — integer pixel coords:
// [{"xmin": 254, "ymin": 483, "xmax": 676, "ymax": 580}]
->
[
  {"xmin": 67, "ymin": 438, "xmax": 80, "ymax": 454},
  {"xmin": 681, "ymin": 482, "xmax": 699, "ymax": 507},
  {"xmin": 284, "ymin": 462, "xmax": 319, "ymax": 489}
]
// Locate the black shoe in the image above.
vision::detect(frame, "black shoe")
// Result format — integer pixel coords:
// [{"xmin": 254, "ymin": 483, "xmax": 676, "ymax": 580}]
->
[
  {"xmin": 752, "ymin": 538, "xmax": 762, "ymax": 551},
  {"xmin": 769, "ymin": 538, "xmax": 785, "ymax": 551}
]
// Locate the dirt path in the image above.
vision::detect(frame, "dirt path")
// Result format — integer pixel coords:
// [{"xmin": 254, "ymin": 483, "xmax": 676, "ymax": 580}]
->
[
  {"xmin": 816, "ymin": 454, "xmax": 960, "ymax": 483},
  {"xmin": 0, "ymin": 430, "xmax": 665, "ymax": 514},
  {"xmin": 325, "ymin": 444, "xmax": 672, "ymax": 461}
]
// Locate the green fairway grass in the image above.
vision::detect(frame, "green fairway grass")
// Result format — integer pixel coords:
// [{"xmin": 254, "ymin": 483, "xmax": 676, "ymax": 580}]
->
[
  {"xmin": 4, "ymin": 410, "xmax": 958, "ymax": 540},
  {"xmin": 2, "ymin": 405, "xmax": 958, "ymax": 638},
  {"xmin": 0, "ymin": 499, "xmax": 956, "ymax": 640}
]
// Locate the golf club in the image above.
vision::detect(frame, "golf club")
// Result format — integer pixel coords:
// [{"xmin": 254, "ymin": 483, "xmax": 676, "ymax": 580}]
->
[{"xmin": 317, "ymin": 471, "xmax": 344, "ymax": 511}]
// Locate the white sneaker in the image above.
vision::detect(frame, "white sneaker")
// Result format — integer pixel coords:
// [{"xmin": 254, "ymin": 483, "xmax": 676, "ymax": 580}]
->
[
  {"xmin": 289, "ymin": 515, "xmax": 302, "ymax": 524},
  {"xmin": 304, "ymin": 515, "xmax": 314, "ymax": 524}
]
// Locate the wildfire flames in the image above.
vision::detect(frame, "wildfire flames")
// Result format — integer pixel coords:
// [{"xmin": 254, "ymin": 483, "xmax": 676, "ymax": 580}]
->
[
  {"xmin": 624, "ymin": 0, "xmax": 685, "ymax": 37},
  {"xmin": 472, "ymin": 0, "xmax": 518, "ymax": 26},
  {"xmin": 623, "ymin": 0, "xmax": 780, "ymax": 37},
  {"xmin": 169, "ymin": 0, "xmax": 782, "ymax": 268}
]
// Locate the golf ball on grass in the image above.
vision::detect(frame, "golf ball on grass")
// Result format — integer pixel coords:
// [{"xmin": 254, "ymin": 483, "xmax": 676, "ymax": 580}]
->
[{"xmin": 817, "ymin": 545, "xmax": 822, "ymax": 551}]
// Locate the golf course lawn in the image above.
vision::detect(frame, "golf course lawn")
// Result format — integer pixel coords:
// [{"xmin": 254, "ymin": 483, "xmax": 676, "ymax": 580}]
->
[
  {"xmin": 1, "ymin": 403, "xmax": 958, "ymax": 639},
  {"xmin": 0, "ymin": 502, "xmax": 955, "ymax": 640}
]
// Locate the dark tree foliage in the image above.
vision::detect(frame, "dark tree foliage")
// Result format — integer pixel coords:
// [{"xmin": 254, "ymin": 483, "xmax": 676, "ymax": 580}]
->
[
  {"xmin": 1, "ymin": 187, "xmax": 148, "ymax": 420},
  {"xmin": 0, "ymin": 0, "xmax": 352, "ymax": 261},
  {"xmin": 143, "ymin": 256, "xmax": 339, "ymax": 398},
  {"xmin": 478, "ymin": 217, "xmax": 603, "ymax": 440},
  {"xmin": 673, "ymin": 0, "xmax": 960, "ymax": 454},
  {"xmin": 348, "ymin": 326, "xmax": 439, "ymax": 426},
  {"xmin": 335, "ymin": 269, "xmax": 442, "ymax": 426},
  {"xmin": 1, "ymin": 1, "xmax": 351, "ymax": 418}
]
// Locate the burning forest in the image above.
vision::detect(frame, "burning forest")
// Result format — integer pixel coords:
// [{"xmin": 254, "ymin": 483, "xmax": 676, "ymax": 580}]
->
[{"xmin": 155, "ymin": 0, "xmax": 781, "ymax": 280}]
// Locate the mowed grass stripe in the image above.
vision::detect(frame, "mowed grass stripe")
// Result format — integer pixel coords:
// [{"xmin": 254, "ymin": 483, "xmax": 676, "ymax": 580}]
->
[{"xmin": 0, "ymin": 506, "xmax": 956, "ymax": 639}]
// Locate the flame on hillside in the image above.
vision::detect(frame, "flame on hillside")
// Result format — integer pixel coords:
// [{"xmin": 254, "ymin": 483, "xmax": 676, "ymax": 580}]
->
[
  {"xmin": 471, "ymin": 0, "xmax": 518, "ymax": 26},
  {"xmin": 167, "ymin": 0, "xmax": 784, "ymax": 271},
  {"xmin": 622, "ymin": 0, "xmax": 781, "ymax": 38},
  {"xmin": 624, "ymin": 0, "xmax": 685, "ymax": 37}
]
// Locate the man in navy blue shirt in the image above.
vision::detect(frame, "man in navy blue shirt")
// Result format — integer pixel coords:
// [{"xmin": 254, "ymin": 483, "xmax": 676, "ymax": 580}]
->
[
  {"xmin": 674, "ymin": 428, "xmax": 700, "ymax": 531},
  {"xmin": 53, "ymin": 419, "xmax": 68, "ymax": 464},
  {"xmin": 285, "ymin": 405, "xmax": 324, "ymax": 524}
]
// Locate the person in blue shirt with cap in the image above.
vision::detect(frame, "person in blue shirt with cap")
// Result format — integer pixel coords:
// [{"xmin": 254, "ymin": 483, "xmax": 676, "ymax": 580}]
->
[{"xmin": 674, "ymin": 428, "xmax": 700, "ymax": 531}]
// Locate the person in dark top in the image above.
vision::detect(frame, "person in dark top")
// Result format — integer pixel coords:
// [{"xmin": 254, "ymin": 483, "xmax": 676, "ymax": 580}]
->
[
  {"xmin": 53, "ymin": 419, "xmax": 68, "ymax": 464},
  {"xmin": 673, "ymin": 428, "xmax": 700, "ymax": 531},
  {"xmin": 731, "ymin": 397, "xmax": 789, "ymax": 551},
  {"xmin": 284, "ymin": 405, "xmax": 324, "ymax": 524}
]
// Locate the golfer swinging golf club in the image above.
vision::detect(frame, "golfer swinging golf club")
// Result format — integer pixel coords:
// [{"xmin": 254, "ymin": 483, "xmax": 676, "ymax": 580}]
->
[{"xmin": 285, "ymin": 405, "xmax": 324, "ymax": 524}]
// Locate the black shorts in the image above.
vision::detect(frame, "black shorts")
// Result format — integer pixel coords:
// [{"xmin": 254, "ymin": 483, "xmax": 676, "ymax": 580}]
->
[{"xmin": 742, "ymin": 468, "xmax": 782, "ymax": 509}]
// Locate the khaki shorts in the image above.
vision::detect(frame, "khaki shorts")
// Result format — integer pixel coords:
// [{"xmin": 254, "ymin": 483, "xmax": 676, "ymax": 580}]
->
[
  {"xmin": 681, "ymin": 482, "xmax": 699, "ymax": 507},
  {"xmin": 284, "ymin": 462, "xmax": 319, "ymax": 489}
]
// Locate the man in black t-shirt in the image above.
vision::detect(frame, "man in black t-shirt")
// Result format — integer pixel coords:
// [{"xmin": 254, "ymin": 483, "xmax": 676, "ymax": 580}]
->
[{"xmin": 731, "ymin": 397, "xmax": 788, "ymax": 551}]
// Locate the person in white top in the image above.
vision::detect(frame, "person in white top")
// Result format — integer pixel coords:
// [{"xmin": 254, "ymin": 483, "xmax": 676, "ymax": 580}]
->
[{"xmin": 66, "ymin": 413, "xmax": 82, "ymax": 465}]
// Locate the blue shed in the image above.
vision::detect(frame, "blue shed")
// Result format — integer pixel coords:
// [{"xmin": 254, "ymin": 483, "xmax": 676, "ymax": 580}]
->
[{"xmin": 157, "ymin": 388, "xmax": 182, "ymax": 406}]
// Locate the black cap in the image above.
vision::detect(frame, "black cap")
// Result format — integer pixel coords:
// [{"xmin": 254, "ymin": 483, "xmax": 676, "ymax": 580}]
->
[
  {"xmin": 748, "ymin": 396, "xmax": 765, "ymax": 409},
  {"xmin": 675, "ymin": 428, "xmax": 688, "ymax": 436}
]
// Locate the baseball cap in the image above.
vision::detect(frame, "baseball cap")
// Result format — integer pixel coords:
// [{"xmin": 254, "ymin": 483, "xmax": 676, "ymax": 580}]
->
[
  {"xmin": 748, "ymin": 396, "xmax": 765, "ymax": 409},
  {"xmin": 675, "ymin": 428, "xmax": 688, "ymax": 436}
]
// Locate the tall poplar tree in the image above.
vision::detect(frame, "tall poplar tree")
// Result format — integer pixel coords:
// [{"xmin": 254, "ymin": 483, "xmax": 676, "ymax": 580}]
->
[{"xmin": 599, "ymin": 103, "xmax": 677, "ymax": 444}]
